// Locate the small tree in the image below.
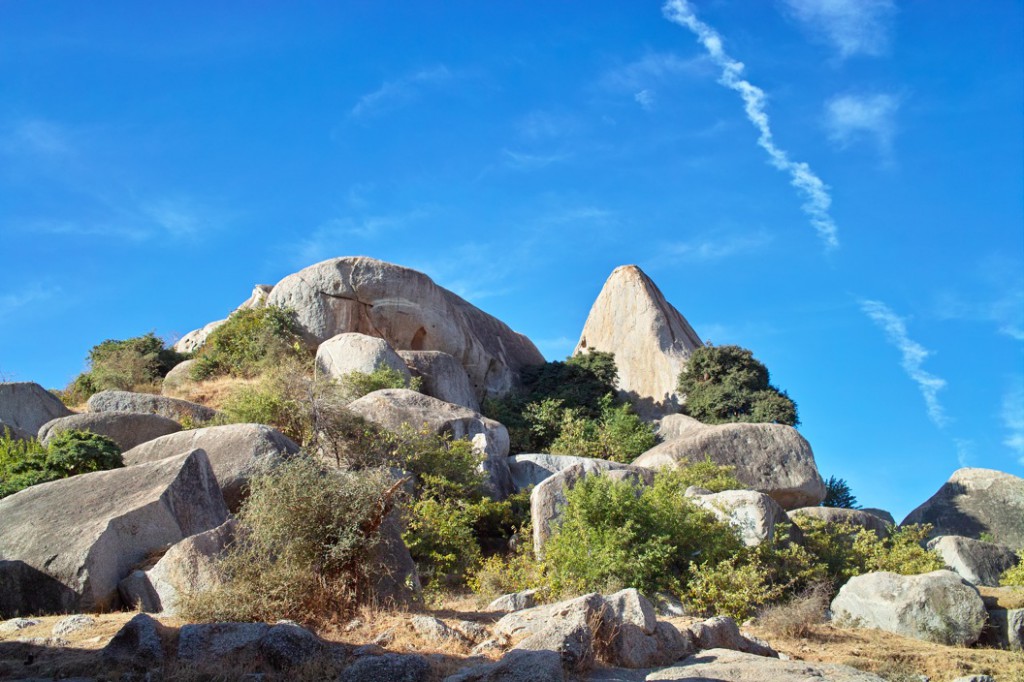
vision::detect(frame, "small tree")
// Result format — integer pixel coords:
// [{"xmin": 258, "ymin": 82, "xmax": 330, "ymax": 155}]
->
[
  {"xmin": 677, "ymin": 344, "xmax": 798, "ymax": 426},
  {"xmin": 822, "ymin": 475, "xmax": 859, "ymax": 509}
]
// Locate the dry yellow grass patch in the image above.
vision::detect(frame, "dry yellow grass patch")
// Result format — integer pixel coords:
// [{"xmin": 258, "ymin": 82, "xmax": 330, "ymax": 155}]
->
[{"xmin": 166, "ymin": 376, "xmax": 259, "ymax": 410}]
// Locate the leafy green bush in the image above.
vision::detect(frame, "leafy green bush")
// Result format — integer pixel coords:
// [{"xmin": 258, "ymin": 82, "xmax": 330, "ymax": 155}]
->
[
  {"xmin": 682, "ymin": 555, "xmax": 785, "ymax": 621},
  {"xmin": 469, "ymin": 530, "xmax": 546, "ymax": 602},
  {"xmin": 404, "ymin": 495, "xmax": 483, "ymax": 587},
  {"xmin": 62, "ymin": 332, "xmax": 187, "ymax": 403},
  {"xmin": 0, "ymin": 429, "xmax": 123, "ymax": 499},
  {"xmin": 549, "ymin": 396, "xmax": 656, "ymax": 464},
  {"xmin": 677, "ymin": 344, "xmax": 798, "ymax": 426},
  {"xmin": 179, "ymin": 456, "xmax": 399, "ymax": 624},
  {"xmin": 190, "ymin": 306, "xmax": 310, "ymax": 380},
  {"xmin": 1000, "ymin": 551, "xmax": 1024, "ymax": 587},
  {"xmin": 659, "ymin": 456, "xmax": 744, "ymax": 493},
  {"xmin": 337, "ymin": 366, "xmax": 421, "ymax": 402},
  {"xmin": 822, "ymin": 475, "xmax": 859, "ymax": 508},
  {"xmin": 543, "ymin": 470, "xmax": 743, "ymax": 597}
]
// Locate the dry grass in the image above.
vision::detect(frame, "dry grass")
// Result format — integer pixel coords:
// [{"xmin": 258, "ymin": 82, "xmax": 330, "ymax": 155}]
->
[
  {"xmin": 755, "ymin": 583, "xmax": 830, "ymax": 638},
  {"xmin": 166, "ymin": 376, "xmax": 259, "ymax": 410},
  {"xmin": 979, "ymin": 585, "xmax": 1024, "ymax": 610}
]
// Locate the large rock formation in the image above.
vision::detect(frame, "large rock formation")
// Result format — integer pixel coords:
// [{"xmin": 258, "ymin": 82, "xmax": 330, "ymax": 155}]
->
[
  {"xmin": 0, "ymin": 382, "xmax": 72, "ymax": 435},
  {"xmin": 633, "ymin": 421, "xmax": 825, "ymax": 509},
  {"xmin": 686, "ymin": 489, "xmax": 790, "ymax": 547},
  {"xmin": 346, "ymin": 389, "xmax": 512, "ymax": 497},
  {"xmin": 398, "ymin": 350, "xmax": 480, "ymax": 411},
  {"xmin": 508, "ymin": 453, "xmax": 624, "ymax": 493},
  {"xmin": 266, "ymin": 257, "xmax": 544, "ymax": 401},
  {"xmin": 830, "ymin": 570, "xmax": 988, "ymax": 646},
  {"xmin": 0, "ymin": 449, "xmax": 228, "ymax": 616},
  {"xmin": 122, "ymin": 423, "xmax": 300, "ymax": 512},
  {"xmin": 902, "ymin": 468, "xmax": 1024, "ymax": 549},
  {"xmin": 573, "ymin": 265, "xmax": 702, "ymax": 417}
]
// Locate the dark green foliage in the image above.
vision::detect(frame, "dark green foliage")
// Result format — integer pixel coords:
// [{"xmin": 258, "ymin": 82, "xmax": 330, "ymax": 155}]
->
[
  {"xmin": 189, "ymin": 306, "xmax": 310, "ymax": 380},
  {"xmin": 543, "ymin": 470, "xmax": 744, "ymax": 596},
  {"xmin": 62, "ymin": 332, "xmax": 188, "ymax": 403},
  {"xmin": 677, "ymin": 344, "xmax": 799, "ymax": 426},
  {"xmin": 483, "ymin": 351, "xmax": 654, "ymax": 458},
  {"xmin": 0, "ymin": 428, "xmax": 123, "ymax": 499},
  {"xmin": 822, "ymin": 475, "xmax": 859, "ymax": 509}
]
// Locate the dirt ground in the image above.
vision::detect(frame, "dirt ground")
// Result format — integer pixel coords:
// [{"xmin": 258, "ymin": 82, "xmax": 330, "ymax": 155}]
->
[{"xmin": 2, "ymin": 606, "xmax": 1023, "ymax": 682}]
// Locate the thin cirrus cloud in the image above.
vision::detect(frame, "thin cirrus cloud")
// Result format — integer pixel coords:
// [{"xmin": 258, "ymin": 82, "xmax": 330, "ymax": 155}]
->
[
  {"xmin": 660, "ymin": 230, "xmax": 774, "ymax": 263},
  {"xmin": 861, "ymin": 299, "xmax": 948, "ymax": 428},
  {"xmin": 0, "ymin": 283, "xmax": 60, "ymax": 320},
  {"xmin": 826, "ymin": 93, "xmax": 899, "ymax": 155},
  {"xmin": 662, "ymin": 0, "xmax": 840, "ymax": 250},
  {"xmin": 350, "ymin": 65, "xmax": 452, "ymax": 118},
  {"xmin": 781, "ymin": 0, "xmax": 896, "ymax": 59}
]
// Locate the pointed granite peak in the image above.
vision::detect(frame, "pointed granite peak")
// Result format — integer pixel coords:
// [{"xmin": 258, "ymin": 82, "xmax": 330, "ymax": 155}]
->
[{"xmin": 574, "ymin": 265, "xmax": 702, "ymax": 417}]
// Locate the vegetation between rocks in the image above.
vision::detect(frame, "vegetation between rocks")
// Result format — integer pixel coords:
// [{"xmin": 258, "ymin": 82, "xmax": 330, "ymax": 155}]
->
[
  {"xmin": 189, "ymin": 306, "xmax": 311, "ymax": 381},
  {"xmin": 0, "ymin": 429, "xmax": 122, "ymax": 499},
  {"xmin": 61, "ymin": 332, "xmax": 187, "ymax": 404}
]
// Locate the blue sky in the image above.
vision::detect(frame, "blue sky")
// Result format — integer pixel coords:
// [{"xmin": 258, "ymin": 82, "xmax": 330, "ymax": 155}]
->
[{"xmin": 1, "ymin": 1, "xmax": 1021, "ymax": 521}]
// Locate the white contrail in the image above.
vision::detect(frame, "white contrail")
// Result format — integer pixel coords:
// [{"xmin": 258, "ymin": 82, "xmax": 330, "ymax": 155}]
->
[
  {"xmin": 662, "ymin": 0, "xmax": 840, "ymax": 250},
  {"xmin": 861, "ymin": 299, "xmax": 948, "ymax": 428}
]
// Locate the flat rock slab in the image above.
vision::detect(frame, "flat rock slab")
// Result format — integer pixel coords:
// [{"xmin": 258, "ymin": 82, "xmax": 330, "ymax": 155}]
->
[
  {"xmin": 0, "ymin": 449, "xmax": 228, "ymax": 615},
  {"xmin": 87, "ymin": 390, "xmax": 219, "ymax": 424},
  {"xmin": 38, "ymin": 411, "xmax": 182, "ymax": 451},
  {"xmin": 902, "ymin": 468, "xmax": 1024, "ymax": 550},
  {"xmin": 122, "ymin": 423, "xmax": 300, "ymax": 511},
  {"xmin": 646, "ymin": 648, "xmax": 888, "ymax": 681}
]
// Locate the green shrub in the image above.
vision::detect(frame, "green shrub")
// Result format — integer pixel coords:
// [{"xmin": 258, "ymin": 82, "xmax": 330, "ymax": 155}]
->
[
  {"xmin": 1000, "ymin": 551, "xmax": 1024, "ymax": 587},
  {"xmin": 542, "ymin": 470, "xmax": 743, "ymax": 597},
  {"xmin": 189, "ymin": 306, "xmax": 310, "ymax": 380},
  {"xmin": 661, "ymin": 456, "xmax": 744, "ymax": 493},
  {"xmin": 0, "ymin": 429, "xmax": 122, "ymax": 499},
  {"xmin": 677, "ymin": 344, "xmax": 798, "ymax": 426},
  {"xmin": 62, "ymin": 332, "xmax": 187, "ymax": 403},
  {"xmin": 469, "ymin": 530, "xmax": 547, "ymax": 602},
  {"xmin": 179, "ymin": 456, "xmax": 399, "ymax": 624},
  {"xmin": 682, "ymin": 555, "xmax": 785, "ymax": 621},
  {"xmin": 404, "ymin": 495, "xmax": 483, "ymax": 587},
  {"xmin": 337, "ymin": 366, "xmax": 422, "ymax": 402},
  {"xmin": 549, "ymin": 396, "xmax": 656, "ymax": 464}
]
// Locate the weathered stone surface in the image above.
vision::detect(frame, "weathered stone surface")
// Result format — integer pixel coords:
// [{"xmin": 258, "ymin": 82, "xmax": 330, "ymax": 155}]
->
[
  {"xmin": 927, "ymin": 535, "xmax": 1020, "ymax": 587},
  {"xmin": 686, "ymin": 617, "xmax": 776, "ymax": 657},
  {"xmin": 789, "ymin": 506, "xmax": 892, "ymax": 539},
  {"xmin": 509, "ymin": 454, "xmax": 622, "ymax": 493},
  {"xmin": 141, "ymin": 520, "xmax": 236, "ymax": 615},
  {"xmin": 122, "ymin": 423, "xmax": 300, "ymax": 512},
  {"xmin": 38, "ymin": 411, "xmax": 181, "ymax": 451},
  {"xmin": 687, "ymin": 489, "xmax": 790, "ymax": 547},
  {"xmin": 100, "ymin": 613, "xmax": 167, "ymax": 669},
  {"xmin": 902, "ymin": 468, "xmax": 1024, "ymax": 549},
  {"xmin": 487, "ymin": 589, "xmax": 538, "ymax": 613},
  {"xmin": 861, "ymin": 508, "xmax": 896, "ymax": 525},
  {"xmin": 87, "ymin": 390, "xmax": 218, "ymax": 423},
  {"xmin": 370, "ymin": 512, "xmax": 423, "ymax": 608},
  {"xmin": 259, "ymin": 621, "xmax": 325, "ymax": 669},
  {"xmin": 982, "ymin": 608, "xmax": 1024, "ymax": 651},
  {"xmin": 599, "ymin": 589, "xmax": 694, "ymax": 668},
  {"xmin": 0, "ymin": 382, "xmax": 72, "ymax": 434},
  {"xmin": 398, "ymin": 350, "xmax": 480, "ymax": 411},
  {"xmin": 411, "ymin": 615, "xmax": 468, "ymax": 645},
  {"xmin": 316, "ymin": 332, "xmax": 413, "ymax": 384},
  {"xmin": 573, "ymin": 265, "xmax": 702, "ymax": 418},
  {"xmin": 633, "ymin": 422, "xmax": 825, "ymax": 509},
  {"xmin": 341, "ymin": 652, "xmax": 431, "ymax": 682},
  {"xmin": 647, "ymin": 648, "xmax": 888, "ymax": 681},
  {"xmin": 531, "ymin": 461, "xmax": 654, "ymax": 556},
  {"xmin": 161, "ymin": 360, "xmax": 196, "ymax": 395},
  {"xmin": 0, "ymin": 419, "xmax": 34, "ymax": 441},
  {"xmin": 0, "ymin": 449, "xmax": 228, "ymax": 616},
  {"xmin": 445, "ymin": 649, "xmax": 564, "ymax": 682},
  {"xmin": 655, "ymin": 413, "xmax": 706, "ymax": 441},
  {"xmin": 267, "ymin": 257, "xmax": 545, "ymax": 401},
  {"xmin": 52, "ymin": 614, "xmax": 96, "ymax": 637},
  {"xmin": 495, "ymin": 593, "xmax": 607, "ymax": 644},
  {"xmin": 831, "ymin": 570, "xmax": 988, "ymax": 646},
  {"xmin": 514, "ymin": 619, "xmax": 594, "ymax": 672},
  {"xmin": 0, "ymin": 617, "xmax": 39, "ymax": 631},
  {"xmin": 118, "ymin": 569, "xmax": 160, "ymax": 612},
  {"xmin": 347, "ymin": 389, "xmax": 513, "ymax": 497},
  {"xmin": 177, "ymin": 622, "xmax": 270, "ymax": 661}
]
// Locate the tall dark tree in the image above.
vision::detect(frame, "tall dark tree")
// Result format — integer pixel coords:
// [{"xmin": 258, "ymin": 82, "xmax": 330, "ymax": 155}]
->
[
  {"xmin": 677, "ymin": 344, "xmax": 799, "ymax": 426},
  {"xmin": 822, "ymin": 475, "xmax": 859, "ymax": 509}
]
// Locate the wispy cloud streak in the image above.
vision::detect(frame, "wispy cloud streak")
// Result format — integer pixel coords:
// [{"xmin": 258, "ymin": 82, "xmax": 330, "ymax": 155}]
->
[
  {"xmin": 351, "ymin": 66, "xmax": 452, "ymax": 118},
  {"xmin": 782, "ymin": 0, "xmax": 896, "ymax": 59},
  {"xmin": 861, "ymin": 299, "xmax": 948, "ymax": 428},
  {"xmin": 662, "ymin": 0, "xmax": 840, "ymax": 250},
  {"xmin": 1002, "ymin": 383, "xmax": 1024, "ymax": 464}
]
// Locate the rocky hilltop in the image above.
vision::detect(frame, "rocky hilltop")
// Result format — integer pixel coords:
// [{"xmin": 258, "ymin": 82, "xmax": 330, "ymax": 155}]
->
[{"xmin": 0, "ymin": 255, "xmax": 1021, "ymax": 681}]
